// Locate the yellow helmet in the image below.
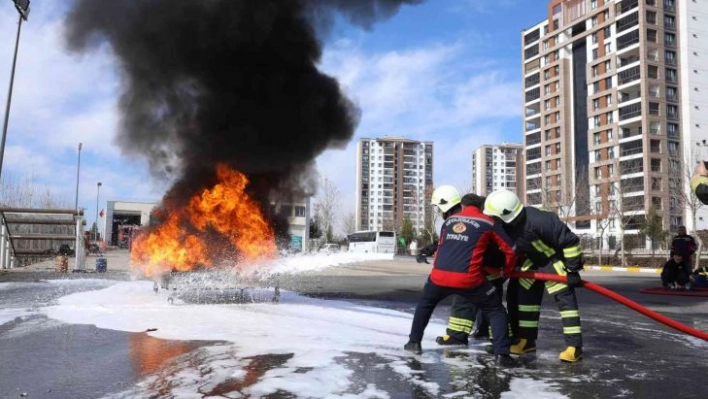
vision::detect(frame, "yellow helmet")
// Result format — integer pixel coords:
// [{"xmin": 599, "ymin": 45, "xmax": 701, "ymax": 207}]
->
[
  {"xmin": 431, "ymin": 185, "xmax": 461, "ymax": 213},
  {"xmin": 483, "ymin": 189, "xmax": 523, "ymax": 223}
]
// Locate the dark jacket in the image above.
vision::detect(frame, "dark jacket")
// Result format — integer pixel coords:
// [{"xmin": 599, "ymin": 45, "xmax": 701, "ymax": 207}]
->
[
  {"xmin": 504, "ymin": 207, "xmax": 584, "ymax": 272},
  {"xmin": 431, "ymin": 206, "xmax": 516, "ymax": 288},
  {"xmin": 671, "ymin": 234, "xmax": 696, "ymax": 258}
]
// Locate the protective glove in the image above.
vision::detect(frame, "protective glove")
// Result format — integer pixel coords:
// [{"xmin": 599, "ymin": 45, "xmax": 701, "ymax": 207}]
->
[{"xmin": 566, "ymin": 271, "xmax": 583, "ymax": 288}]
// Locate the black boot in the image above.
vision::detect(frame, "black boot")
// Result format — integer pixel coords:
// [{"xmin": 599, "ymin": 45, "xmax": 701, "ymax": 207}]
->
[
  {"xmin": 435, "ymin": 334, "xmax": 468, "ymax": 346},
  {"xmin": 494, "ymin": 354, "xmax": 518, "ymax": 368},
  {"xmin": 404, "ymin": 341, "xmax": 422, "ymax": 354}
]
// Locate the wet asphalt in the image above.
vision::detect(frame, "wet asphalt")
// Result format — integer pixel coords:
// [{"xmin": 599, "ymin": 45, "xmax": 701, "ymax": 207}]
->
[{"xmin": 1, "ymin": 256, "xmax": 707, "ymax": 398}]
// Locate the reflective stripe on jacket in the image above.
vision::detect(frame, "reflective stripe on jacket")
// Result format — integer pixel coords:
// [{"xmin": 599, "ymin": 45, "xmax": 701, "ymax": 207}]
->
[{"xmin": 505, "ymin": 207, "xmax": 583, "ymax": 272}]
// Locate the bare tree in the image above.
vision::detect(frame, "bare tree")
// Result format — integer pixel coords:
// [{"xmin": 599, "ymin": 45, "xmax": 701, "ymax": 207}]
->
[
  {"xmin": 417, "ymin": 185, "xmax": 438, "ymax": 245},
  {"xmin": 341, "ymin": 211, "xmax": 356, "ymax": 237},
  {"xmin": 313, "ymin": 178, "xmax": 340, "ymax": 244},
  {"xmin": 0, "ymin": 171, "xmax": 69, "ymax": 208}
]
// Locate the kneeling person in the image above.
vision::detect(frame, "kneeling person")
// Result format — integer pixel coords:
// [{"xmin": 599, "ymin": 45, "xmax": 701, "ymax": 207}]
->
[{"xmin": 404, "ymin": 185, "xmax": 517, "ymax": 365}]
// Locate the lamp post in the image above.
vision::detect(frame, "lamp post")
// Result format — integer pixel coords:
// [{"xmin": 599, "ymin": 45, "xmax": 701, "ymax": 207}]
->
[
  {"xmin": 95, "ymin": 182, "xmax": 102, "ymax": 241},
  {"xmin": 0, "ymin": 0, "xmax": 30, "ymax": 181},
  {"xmin": 74, "ymin": 142, "xmax": 82, "ymax": 267}
]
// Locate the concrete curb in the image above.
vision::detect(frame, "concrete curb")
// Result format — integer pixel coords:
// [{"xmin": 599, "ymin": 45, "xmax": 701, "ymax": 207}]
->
[{"xmin": 585, "ymin": 265, "xmax": 662, "ymax": 274}]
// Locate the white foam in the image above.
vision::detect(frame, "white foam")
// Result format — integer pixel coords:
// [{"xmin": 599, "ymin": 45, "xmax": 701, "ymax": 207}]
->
[{"xmin": 40, "ymin": 278, "xmax": 566, "ymax": 398}]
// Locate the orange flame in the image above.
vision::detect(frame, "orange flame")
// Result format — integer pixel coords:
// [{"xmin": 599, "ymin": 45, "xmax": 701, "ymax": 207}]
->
[{"xmin": 130, "ymin": 164, "xmax": 277, "ymax": 276}]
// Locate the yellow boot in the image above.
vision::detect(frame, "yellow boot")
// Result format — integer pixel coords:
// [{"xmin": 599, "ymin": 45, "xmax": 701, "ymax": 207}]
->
[
  {"xmin": 559, "ymin": 346, "xmax": 583, "ymax": 362},
  {"xmin": 510, "ymin": 339, "xmax": 536, "ymax": 355}
]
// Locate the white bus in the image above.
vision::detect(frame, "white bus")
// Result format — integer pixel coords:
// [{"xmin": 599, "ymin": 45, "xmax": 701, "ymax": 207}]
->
[{"xmin": 347, "ymin": 231, "xmax": 397, "ymax": 254}]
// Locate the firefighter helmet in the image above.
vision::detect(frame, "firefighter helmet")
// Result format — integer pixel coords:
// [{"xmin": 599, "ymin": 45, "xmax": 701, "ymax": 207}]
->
[
  {"xmin": 483, "ymin": 189, "xmax": 523, "ymax": 223},
  {"xmin": 431, "ymin": 185, "xmax": 461, "ymax": 213}
]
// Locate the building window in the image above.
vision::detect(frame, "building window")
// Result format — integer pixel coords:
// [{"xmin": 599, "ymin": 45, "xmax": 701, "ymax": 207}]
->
[
  {"xmin": 295, "ymin": 206, "xmax": 306, "ymax": 217},
  {"xmin": 651, "ymin": 159, "xmax": 661, "ymax": 172}
]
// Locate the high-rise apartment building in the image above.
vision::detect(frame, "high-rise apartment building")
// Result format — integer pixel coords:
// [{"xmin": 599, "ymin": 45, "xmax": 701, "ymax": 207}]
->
[
  {"xmin": 355, "ymin": 137, "xmax": 434, "ymax": 233},
  {"xmin": 522, "ymin": 0, "xmax": 708, "ymax": 245},
  {"xmin": 471, "ymin": 143, "xmax": 524, "ymax": 197}
]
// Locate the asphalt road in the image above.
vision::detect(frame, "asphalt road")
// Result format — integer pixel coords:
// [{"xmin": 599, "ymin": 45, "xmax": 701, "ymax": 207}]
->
[{"xmin": 1, "ymin": 253, "xmax": 707, "ymax": 398}]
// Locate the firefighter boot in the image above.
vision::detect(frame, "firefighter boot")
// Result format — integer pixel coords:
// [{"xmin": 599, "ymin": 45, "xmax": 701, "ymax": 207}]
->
[
  {"xmin": 494, "ymin": 354, "xmax": 518, "ymax": 368},
  {"xmin": 404, "ymin": 341, "xmax": 422, "ymax": 354},
  {"xmin": 435, "ymin": 334, "xmax": 468, "ymax": 346},
  {"xmin": 559, "ymin": 346, "xmax": 583, "ymax": 362},
  {"xmin": 510, "ymin": 338, "xmax": 536, "ymax": 355}
]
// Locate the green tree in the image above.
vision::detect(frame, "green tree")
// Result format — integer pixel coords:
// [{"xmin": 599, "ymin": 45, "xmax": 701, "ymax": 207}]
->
[
  {"xmin": 639, "ymin": 206, "xmax": 667, "ymax": 257},
  {"xmin": 309, "ymin": 217, "xmax": 322, "ymax": 239},
  {"xmin": 325, "ymin": 224, "xmax": 334, "ymax": 244},
  {"xmin": 399, "ymin": 216, "xmax": 415, "ymax": 247}
]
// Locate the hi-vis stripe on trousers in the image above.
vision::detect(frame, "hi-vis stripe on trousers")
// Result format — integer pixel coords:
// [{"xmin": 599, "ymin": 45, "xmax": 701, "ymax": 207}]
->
[{"xmin": 515, "ymin": 260, "xmax": 583, "ymax": 348}]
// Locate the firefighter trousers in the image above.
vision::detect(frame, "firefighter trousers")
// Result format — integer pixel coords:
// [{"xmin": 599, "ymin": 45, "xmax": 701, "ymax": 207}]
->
[
  {"xmin": 409, "ymin": 277, "xmax": 511, "ymax": 355},
  {"xmin": 444, "ymin": 276, "xmax": 508, "ymax": 342},
  {"xmin": 515, "ymin": 262, "xmax": 583, "ymax": 348}
]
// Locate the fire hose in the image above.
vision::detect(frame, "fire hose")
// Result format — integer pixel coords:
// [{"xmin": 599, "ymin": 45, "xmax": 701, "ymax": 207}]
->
[{"xmin": 507, "ymin": 270, "xmax": 708, "ymax": 342}]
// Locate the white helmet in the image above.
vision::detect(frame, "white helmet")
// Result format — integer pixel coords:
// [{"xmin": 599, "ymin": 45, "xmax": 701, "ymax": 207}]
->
[
  {"xmin": 431, "ymin": 185, "xmax": 461, "ymax": 213},
  {"xmin": 483, "ymin": 189, "xmax": 523, "ymax": 223}
]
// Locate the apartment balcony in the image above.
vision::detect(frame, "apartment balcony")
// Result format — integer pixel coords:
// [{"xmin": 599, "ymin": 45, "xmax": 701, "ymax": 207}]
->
[
  {"xmin": 526, "ymin": 118, "xmax": 541, "ymax": 132},
  {"xmin": 525, "ymin": 72, "xmax": 540, "ymax": 89},
  {"xmin": 617, "ymin": 30, "xmax": 640, "ymax": 52},
  {"xmin": 525, "ymin": 102, "xmax": 541, "ymax": 118},
  {"xmin": 618, "ymin": 90, "xmax": 641, "ymax": 104},
  {"xmin": 616, "ymin": 11, "xmax": 639, "ymax": 33},
  {"xmin": 526, "ymin": 131, "xmax": 541, "ymax": 146},
  {"xmin": 620, "ymin": 126, "xmax": 642, "ymax": 140},
  {"xmin": 525, "ymin": 87, "xmax": 540, "ymax": 103},
  {"xmin": 619, "ymin": 0, "xmax": 639, "ymax": 15},
  {"xmin": 617, "ymin": 46, "xmax": 640, "ymax": 70}
]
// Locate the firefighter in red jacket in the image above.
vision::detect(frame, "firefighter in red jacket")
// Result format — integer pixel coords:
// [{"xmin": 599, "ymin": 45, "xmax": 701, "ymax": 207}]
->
[
  {"xmin": 435, "ymin": 193, "xmax": 511, "ymax": 346},
  {"xmin": 404, "ymin": 185, "xmax": 517, "ymax": 366},
  {"xmin": 483, "ymin": 189, "xmax": 584, "ymax": 363}
]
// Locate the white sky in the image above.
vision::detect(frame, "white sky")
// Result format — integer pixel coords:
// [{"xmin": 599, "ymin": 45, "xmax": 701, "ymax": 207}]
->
[{"xmin": 0, "ymin": 253, "xmax": 566, "ymax": 398}]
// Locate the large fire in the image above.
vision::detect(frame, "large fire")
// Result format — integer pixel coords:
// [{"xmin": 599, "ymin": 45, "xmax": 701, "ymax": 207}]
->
[{"xmin": 130, "ymin": 164, "xmax": 277, "ymax": 276}]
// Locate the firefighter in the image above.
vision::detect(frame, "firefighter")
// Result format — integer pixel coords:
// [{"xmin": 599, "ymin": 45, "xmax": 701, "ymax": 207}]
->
[
  {"xmin": 483, "ymin": 189, "xmax": 585, "ymax": 363},
  {"xmin": 691, "ymin": 162, "xmax": 708, "ymax": 205},
  {"xmin": 403, "ymin": 185, "xmax": 518, "ymax": 366},
  {"xmin": 435, "ymin": 193, "xmax": 511, "ymax": 347}
]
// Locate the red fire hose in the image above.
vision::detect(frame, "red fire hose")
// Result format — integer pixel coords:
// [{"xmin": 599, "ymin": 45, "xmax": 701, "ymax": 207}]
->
[{"xmin": 508, "ymin": 271, "xmax": 708, "ymax": 341}]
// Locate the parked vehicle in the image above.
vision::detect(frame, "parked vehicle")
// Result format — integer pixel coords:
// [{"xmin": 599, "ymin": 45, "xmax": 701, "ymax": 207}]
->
[
  {"xmin": 321, "ymin": 243, "xmax": 340, "ymax": 254},
  {"xmin": 347, "ymin": 231, "xmax": 396, "ymax": 254}
]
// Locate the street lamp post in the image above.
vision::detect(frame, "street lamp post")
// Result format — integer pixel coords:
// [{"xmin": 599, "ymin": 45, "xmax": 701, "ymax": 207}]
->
[
  {"xmin": 95, "ymin": 182, "xmax": 102, "ymax": 241},
  {"xmin": 74, "ymin": 143, "xmax": 82, "ymax": 268},
  {"xmin": 0, "ymin": 0, "xmax": 30, "ymax": 181}
]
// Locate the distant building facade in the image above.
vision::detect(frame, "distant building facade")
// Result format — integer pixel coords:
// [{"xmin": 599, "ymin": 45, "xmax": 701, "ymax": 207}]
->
[
  {"xmin": 355, "ymin": 136, "xmax": 434, "ymax": 234},
  {"xmin": 521, "ymin": 0, "xmax": 708, "ymax": 247},
  {"xmin": 471, "ymin": 143, "xmax": 524, "ymax": 197}
]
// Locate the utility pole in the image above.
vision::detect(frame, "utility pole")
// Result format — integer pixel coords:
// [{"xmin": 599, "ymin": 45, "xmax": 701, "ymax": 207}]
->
[
  {"xmin": 95, "ymin": 182, "xmax": 102, "ymax": 241},
  {"xmin": 74, "ymin": 143, "xmax": 82, "ymax": 269},
  {"xmin": 0, "ymin": 0, "xmax": 30, "ymax": 181}
]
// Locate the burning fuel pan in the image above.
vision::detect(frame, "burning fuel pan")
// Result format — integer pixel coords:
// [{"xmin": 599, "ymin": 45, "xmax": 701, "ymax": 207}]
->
[{"xmin": 153, "ymin": 270, "xmax": 280, "ymax": 304}]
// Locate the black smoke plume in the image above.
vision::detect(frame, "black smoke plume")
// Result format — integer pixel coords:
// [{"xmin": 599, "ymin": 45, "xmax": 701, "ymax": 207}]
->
[{"xmin": 64, "ymin": 0, "xmax": 421, "ymax": 242}]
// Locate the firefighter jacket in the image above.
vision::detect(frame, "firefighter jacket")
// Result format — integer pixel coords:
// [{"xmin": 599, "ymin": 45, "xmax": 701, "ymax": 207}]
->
[
  {"xmin": 431, "ymin": 206, "xmax": 517, "ymax": 289},
  {"xmin": 505, "ymin": 207, "xmax": 583, "ymax": 273}
]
